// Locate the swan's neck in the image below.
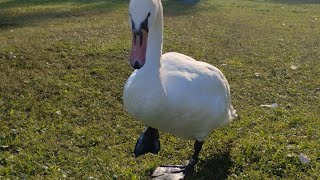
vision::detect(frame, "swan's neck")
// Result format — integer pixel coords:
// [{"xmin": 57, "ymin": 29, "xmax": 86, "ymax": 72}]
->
[
  {"xmin": 124, "ymin": 3, "xmax": 166, "ymax": 119},
  {"xmin": 142, "ymin": 4, "xmax": 163, "ymax": 72}
]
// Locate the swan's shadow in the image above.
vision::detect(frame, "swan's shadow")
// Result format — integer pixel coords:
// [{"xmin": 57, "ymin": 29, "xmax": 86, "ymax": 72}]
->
[{"xmin": 189, "ymin": 149, "xmax": 232, "ymax": 179}]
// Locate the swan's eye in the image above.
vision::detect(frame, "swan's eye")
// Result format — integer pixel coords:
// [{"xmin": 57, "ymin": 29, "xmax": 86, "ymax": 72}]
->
[
  {"xmin": 131, "ymin": 18, "xmax": 135, "ymax": 31},
  {"xmin": 141, "ymin": 12, "xmax": 151, "ymax": 32},
  {"xmin": 129, "ymin": 12, "xmax": 151, "ymax": 32}
]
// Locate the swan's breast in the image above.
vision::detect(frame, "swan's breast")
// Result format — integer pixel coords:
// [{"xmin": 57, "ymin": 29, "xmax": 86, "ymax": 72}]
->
[{"xmin": 123, "ymin": 70, "xmax": 166, "ymax": 122}]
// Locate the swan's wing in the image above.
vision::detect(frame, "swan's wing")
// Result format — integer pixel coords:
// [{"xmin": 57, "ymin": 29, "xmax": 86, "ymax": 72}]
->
[{"xmin": 160, "ymin": 52, "xmax": 235, "ymax": 140}]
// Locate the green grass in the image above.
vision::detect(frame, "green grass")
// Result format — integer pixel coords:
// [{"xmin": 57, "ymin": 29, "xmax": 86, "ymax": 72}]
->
[{"xmin": 0, "ymin": 0, "xmax": 319, "ymax": 179}]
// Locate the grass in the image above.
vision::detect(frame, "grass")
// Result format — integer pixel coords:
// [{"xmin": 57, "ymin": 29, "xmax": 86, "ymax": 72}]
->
[{"xmin": 0, "ymin": 0, "xmax": 319, "ymax": 179}]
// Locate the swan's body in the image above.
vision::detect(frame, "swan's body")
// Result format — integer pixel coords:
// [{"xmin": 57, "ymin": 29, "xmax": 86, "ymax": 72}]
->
[
  {"xmin": 124, "ymin": 52, "xmax": 236, "ymax": 141},
  {"xmin": 123, "ymin": 0, "xmax": 236, "ymax": 177}
]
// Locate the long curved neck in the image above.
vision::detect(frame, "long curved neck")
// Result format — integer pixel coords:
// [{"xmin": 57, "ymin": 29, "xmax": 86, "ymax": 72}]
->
[{"xmin": 143, "ymin": 2, "xmax": 163, "ymax": 72}]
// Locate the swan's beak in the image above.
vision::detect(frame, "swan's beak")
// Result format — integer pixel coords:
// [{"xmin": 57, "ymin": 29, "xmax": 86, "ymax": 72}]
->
[{"xmin": 130, "ymin": 29, "xmax": 148, "ymax": 69}]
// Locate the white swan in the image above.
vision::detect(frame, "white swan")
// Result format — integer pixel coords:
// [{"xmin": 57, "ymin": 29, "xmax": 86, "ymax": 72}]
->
[{"xmin": 123, "ymin": 0, "xmax": 237, "ymax": 178}]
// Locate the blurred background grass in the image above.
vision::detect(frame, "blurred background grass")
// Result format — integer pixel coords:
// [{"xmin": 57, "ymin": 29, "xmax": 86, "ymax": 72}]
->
[{"xmin": 0, "ymin": 0, "xmax": 319, "ymax": 179}]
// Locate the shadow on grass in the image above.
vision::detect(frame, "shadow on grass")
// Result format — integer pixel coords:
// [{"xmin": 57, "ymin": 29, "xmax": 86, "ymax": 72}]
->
[
  {"xmin": 163, "ymin": 0, "xmax": 214, "ymax": 17},
  {"xmin": 0, "ymin": 0, "xmax": 129, "ymax": 29},
  {"xmin": 0, "ymin": 0, "xmax": 208, "ymax": 29},
  {"xmin": 0, "ymin": 0, "xmax": 128, "ymax": 9},
  {"xmin": 268, "ymin": 0, "xmax": 320, "ymax": 4},
  {"xmin": 190, "ymin": 149, "xmax": 232, "ymax": 179}
]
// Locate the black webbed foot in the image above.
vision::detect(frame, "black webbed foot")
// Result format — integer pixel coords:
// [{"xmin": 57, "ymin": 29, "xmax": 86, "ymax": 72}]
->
[
  {"xmin": 151, "ymin": 162, "xmax": 195, "ymax": 180},
  {"xmin": 151, "ymin": 164, "xmax": 187, "ymax": 180},
  {"xmin": 134, "ymin": 127, "xmax": 160, "ymax": 157},
  {"xmin": 151, "ymin": 140, "xmax": 203, "ymax": 180}
]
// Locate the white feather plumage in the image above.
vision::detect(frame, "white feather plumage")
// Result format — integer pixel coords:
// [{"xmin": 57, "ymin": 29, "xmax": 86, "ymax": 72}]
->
[{"xmin": 124, "ymin": 0, "xmax": 237, "ymax": 142}]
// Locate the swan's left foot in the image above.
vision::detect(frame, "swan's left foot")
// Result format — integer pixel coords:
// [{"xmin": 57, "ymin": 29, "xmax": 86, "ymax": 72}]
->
[
  {"xmin": 134, "ymin": 127, "xmax": 160, "ymax": 157},
  {"xmin": 151, "ymin": 140, "xmax": 203, "ymax": 180}
]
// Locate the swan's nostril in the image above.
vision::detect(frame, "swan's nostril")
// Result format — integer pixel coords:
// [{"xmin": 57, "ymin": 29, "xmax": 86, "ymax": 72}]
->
[
  {"xmin": 140, "ymin": 32, "xmax": 143, "ymax": 46},
  {"xmin": 133, "ymin": 61, "xmax": 141, "ymax": 69},
  {"xmin": 134, "ymin": 31, "xmax": 141, "ymax": 36},
  {"xmin": 133, "ymin": 30, "xmax": 143, "ymax": 47}
]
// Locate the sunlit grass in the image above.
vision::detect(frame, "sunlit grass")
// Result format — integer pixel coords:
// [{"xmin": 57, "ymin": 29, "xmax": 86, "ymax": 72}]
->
[{"xmin": 0, "ymin": 0, "xmax": 319, "ymax": 179}]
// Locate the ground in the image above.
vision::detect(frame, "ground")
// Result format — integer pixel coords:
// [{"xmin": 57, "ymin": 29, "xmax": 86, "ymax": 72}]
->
[{"xmin": 0, "ymin": 0, "xmax": 319, "ymax": 179}]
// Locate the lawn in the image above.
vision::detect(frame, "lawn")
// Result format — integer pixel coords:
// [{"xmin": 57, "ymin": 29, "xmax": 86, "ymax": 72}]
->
[{"xmin": 0, "ymin": 0, "xmax": 319, "ymax": 179}]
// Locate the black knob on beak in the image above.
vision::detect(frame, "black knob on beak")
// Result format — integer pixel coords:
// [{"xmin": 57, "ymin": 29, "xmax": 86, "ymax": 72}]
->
[{"xmin": 133, "ymin": 61, "xmax": 141, "ymax": 69}]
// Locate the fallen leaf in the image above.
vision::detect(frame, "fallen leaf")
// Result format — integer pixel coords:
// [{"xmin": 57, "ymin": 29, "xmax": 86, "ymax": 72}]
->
[
  {"xmin": 56, "ymin": 110, "xmax": 61, "ymax": 115},
  {"xmin": 260, "ymin": 103, "xmax": 278, "ymax": 108},
  {"xmin": 254, "ymin": 72, "xmax": 261, "ymax": 77},
  {"xmin": 287, "ymin": 153, "xmax": 294, "ymax": 158},
  {"xmin": 290, "ymin": 65, "xmax": 297, "ymax": 70},
  {"xmin": 299, "ymin": 153, "xmax": 310, "ymax": 164}
]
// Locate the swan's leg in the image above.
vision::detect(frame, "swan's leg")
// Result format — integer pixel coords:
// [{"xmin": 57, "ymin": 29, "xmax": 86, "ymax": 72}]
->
[
  {"xmin": 134, "ymin": 127, "xmax": 160, "ymax": 157},
  {"xmin": 151, "ymin": 140, "xmax": 203, "ymax": 179},
  {"xmin": 184, "ymin": 140, "xmax": 203, "ymax": 175}
]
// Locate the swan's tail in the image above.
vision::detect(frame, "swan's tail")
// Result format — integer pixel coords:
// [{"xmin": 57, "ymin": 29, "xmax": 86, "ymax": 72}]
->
[
  {"xmin": 224, "ymin": 79, "xmax": 238, "ymax": 120},
  {"xmin": 229, "ymin": 104, "xmax": 238, "ymax": 120}
]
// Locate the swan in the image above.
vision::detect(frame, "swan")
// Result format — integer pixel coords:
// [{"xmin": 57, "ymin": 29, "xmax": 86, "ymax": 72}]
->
[{"xmin": 123, "ymin": 0, "xmax": 237, "ymax": 178}]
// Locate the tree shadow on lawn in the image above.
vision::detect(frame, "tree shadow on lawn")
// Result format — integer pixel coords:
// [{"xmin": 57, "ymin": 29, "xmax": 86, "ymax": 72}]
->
[
  {"xmin": 190, "ymin": 149, "xmax": 233, "ymax": 179},
  {"xmin": 0, "ymin": 0, "xmax": 128, "ymax": 9},
  {"xmin": 0, "ymin": 0, "xmax": 210, "ymax": 29},
  {"xmin": 0, "ymin": 0, "xmax": 129, "ymax": 29},
  {"xmin": 163, "ymin": 0, "xmax": 215, "ymax": 17},
  {"xmin": 268, "ymin": 0, "xmax": 320, "ymax": 4}
]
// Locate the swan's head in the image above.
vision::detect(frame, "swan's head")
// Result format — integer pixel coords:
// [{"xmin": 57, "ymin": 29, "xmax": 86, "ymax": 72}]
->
[{"xmin": 128, "ymin": 0, "xmax": 158, "ymax": 69}]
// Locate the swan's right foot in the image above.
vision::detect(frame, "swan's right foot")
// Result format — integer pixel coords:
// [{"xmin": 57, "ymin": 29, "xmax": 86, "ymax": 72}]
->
[
  {"xmin": 151, "ymin": 140, "xmax": 203, "ymax": 180},
  {"xmin": 134, "ymin": 127, "xmax": 160, "ymax": 157}
]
